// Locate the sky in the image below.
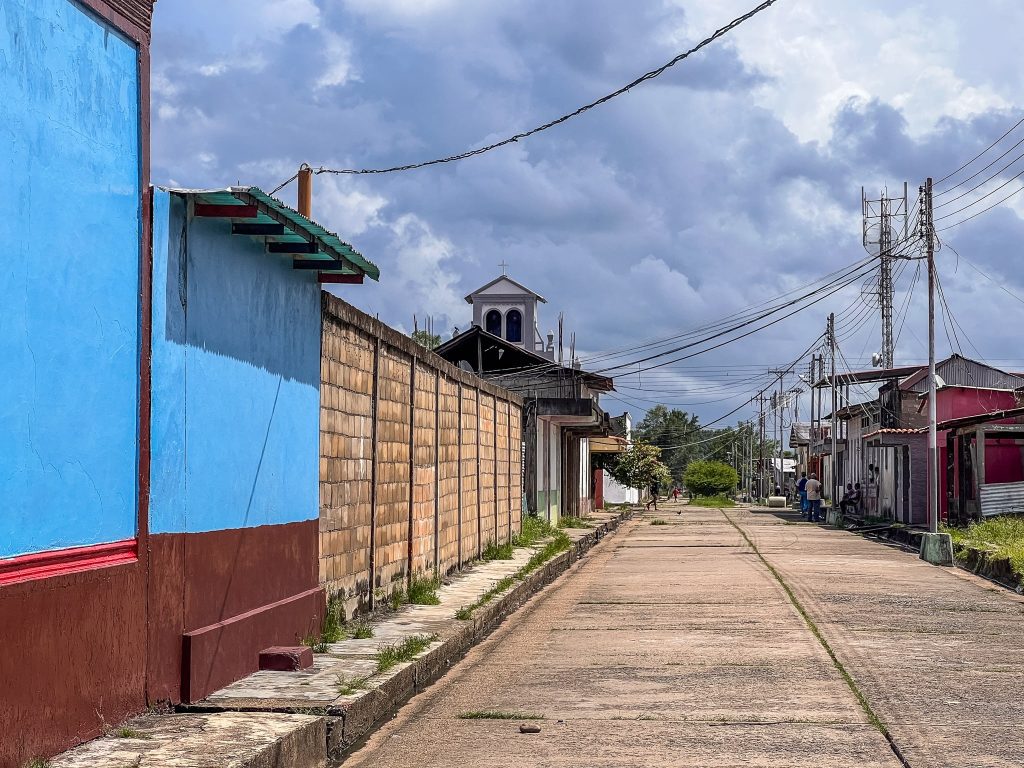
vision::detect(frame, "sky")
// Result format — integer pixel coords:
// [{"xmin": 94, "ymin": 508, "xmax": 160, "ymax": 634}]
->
[{"xmin": 151, "ymin": 0, "xmax": 1024, "ymax": 426}]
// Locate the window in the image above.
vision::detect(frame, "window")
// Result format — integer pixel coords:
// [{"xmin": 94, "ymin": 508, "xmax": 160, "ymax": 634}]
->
[
  {"xmin": 505, "ymin": 309, "xmax": 522, "ymax": 342},
  {"xmin": 485, "ymin": 309, "xmax": 502, "ymax": 336}
]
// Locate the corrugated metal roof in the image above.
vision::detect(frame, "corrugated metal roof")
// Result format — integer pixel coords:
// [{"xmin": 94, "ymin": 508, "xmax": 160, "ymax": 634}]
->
[
  {"xmin": 162, "ymin": 186, "xmax": 379, "ymax": 281},
  {"xmin": 863, "ymin": 428, "xmax": 924, "ymax": 438},
  {"xmin": 901, "ymin": 354, "xmax": 1024, "ymax": 392}
]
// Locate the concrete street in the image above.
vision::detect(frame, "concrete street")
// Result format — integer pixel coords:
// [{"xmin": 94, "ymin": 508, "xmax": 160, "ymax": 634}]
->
[{"xmin": 343, "ymin": 503, "xmax": 1024, "ymax": 767}]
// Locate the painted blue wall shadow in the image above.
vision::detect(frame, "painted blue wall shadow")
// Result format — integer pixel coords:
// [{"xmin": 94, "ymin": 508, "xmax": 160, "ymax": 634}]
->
[{"xmin": 149, "ymin": 190, "xmax": 320, "ymax": 535}]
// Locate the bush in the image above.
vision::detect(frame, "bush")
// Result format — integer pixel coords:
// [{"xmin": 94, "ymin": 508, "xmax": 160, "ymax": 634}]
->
[{"xmin": 683, "ymin": 460, "xmax": 739, "ymax": 497}]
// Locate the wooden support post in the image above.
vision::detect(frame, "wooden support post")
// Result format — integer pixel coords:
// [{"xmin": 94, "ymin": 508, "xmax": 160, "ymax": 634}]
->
[{"xmin": 298, "ymin": 164, "xmax": 312, "ymax": 218}]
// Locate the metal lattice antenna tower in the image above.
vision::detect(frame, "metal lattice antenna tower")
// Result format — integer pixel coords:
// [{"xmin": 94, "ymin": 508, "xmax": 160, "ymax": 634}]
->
[{"xmin": 862, "ymin": 183, "xmax": 908, "ymax": 369}]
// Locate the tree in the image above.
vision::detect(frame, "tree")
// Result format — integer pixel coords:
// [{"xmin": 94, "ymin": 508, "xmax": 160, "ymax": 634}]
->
[
  {"xmin": 683, "ymin": 460, "xmax": 739, "ymax": 497},
  {"xmin": 634, "ymin": 406, "xmax": 700, "ymax": 484},
  {"xmin": 411, "ymin": 329, "xmax": 442, "ymax": 350},
  {"xmin": 608, "ymin": 441, "xmax": 672, "ymax": 492}
]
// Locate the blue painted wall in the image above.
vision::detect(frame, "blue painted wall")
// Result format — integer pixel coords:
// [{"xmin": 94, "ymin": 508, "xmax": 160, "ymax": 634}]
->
[
  {"xmin": 150, "ymin": 190, "xmax": 321, "ymax": 534},
  {"xmin": 0, "ymin": 0, "xmax": 141, "ymax": 557}
]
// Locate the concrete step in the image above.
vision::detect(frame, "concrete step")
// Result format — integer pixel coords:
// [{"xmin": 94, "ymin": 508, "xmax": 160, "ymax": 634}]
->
[{"xmin": 50, "ymin": 712, "xmax": 326, "ymax": 768}]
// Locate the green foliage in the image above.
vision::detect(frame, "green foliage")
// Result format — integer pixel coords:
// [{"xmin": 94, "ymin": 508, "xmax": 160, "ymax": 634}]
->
[
  {"xmin": 335, "ymin": 674, "xmax": 370, "ymax": 696},
  {"xmin": 456, "ymin": 524, "xmax": 572, "ymax": 620},
  {"xmin": 375, "ymin": 634, "xmax": 437, "ymax": 673},
  {"xmin": 389, "ymin": 587, "xmax": 407, "ymax": 611},
  {"xmin": 607, "ymin": 441, "xmax": 672, "ymax": 492},
  {"xmin": 321, "ymin": 593, "xmax": 346, "ymax": 643},
  {"xmin": 683, "ymin": 460, "xmax": 739, "ymax": 497},
  {"xmin": 351, "ymin": 621, "xmax": 374, "ymax": 639},
  {"xmin": 410, "ymin": 329, "xmax": 442, "ymax": 350},
  {"xmin": 689, "ymin": 495, "xmax": 736, "ymax": 508},
  {"xmin": 23, "ymin": 760, "xmax": 50, "ymax": 768},
  {"xmin": 458, "ymin": 711, "xmax": 544, "ymax": 720},
  {"xmin": 407, "ymin": 574, "xmax": 441, "ymax": 605},
  {"xmin": 482, "ymin": 540, "xmax": 514, "ymax": 560},
  {"xmin": 649, "ymin": 519, "xmax": 667, "ymax": 525},
  {"xmin": 943, "ymin": 515, "xmax": 1024, "ymax": 578},
  {"xmin": 558, "ymin": 516, "xmax": 591, "ymax": 529},
  {"xmin": 114, "ymin": 727, "xmax": 151, "ymax": 740},
  {"xmin": 514, "ymin": 515, "xmax": 554, "ymax": 547}
]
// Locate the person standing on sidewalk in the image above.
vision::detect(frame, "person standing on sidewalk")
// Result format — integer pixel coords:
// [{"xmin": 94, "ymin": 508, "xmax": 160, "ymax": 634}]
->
[
  {"xmin": 804, "ymin": 473, "xmax": 822, "ymax": 522},
  {"xmin": 796, "ymin": 472, "xmax": 809, "ymax": 518}
]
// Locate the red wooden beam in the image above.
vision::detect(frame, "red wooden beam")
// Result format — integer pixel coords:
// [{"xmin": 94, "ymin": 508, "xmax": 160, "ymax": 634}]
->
[
  {"xmin": 194, "ymin": 204, "xmax": 258, "ymax": 218},
  {"xmin": 318, "ymin": 273, "xmax": 364, "ymax": 284}
]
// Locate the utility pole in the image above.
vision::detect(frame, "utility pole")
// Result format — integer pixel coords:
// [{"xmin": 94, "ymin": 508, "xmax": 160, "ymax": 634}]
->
[
  {"xmin": 922, "ymin": 177, "xmax": 939, "ymax": 535},
  {"xmin": 769, "ymin": 369, "xmax": 787, "ymax": 495},
  {"xmin": 829, "ymin": 313, "xmax": 839, "ymax": 511},
  {"xmin": 757, "ymin": 394, "xmax": 767, "ymax": 500}
]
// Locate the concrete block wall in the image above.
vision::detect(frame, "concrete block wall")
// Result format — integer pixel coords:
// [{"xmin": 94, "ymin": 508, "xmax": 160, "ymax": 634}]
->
[{"xmin": 320, "ymin": 294, "xmax": 523, "ymax": 617}]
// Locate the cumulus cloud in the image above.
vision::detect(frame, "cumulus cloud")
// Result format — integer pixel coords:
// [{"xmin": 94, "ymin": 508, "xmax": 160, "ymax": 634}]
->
[{"xmin": 152, "ymin": 0, "xmax": 1024, "ymax": 423}]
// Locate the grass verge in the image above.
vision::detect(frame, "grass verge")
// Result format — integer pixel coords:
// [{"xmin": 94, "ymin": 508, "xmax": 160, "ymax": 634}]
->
[
  {"xmin": 375, "ymin": 634, "xmax": 437, "ymax": 674},
  {"xmin": 458, "ymin": 711, "xmax": 544, "ymax": 720},
  {"xmin": 943, "ymin": 515, "xmax": 1024, "ymax": 579},
  {"xmin": 689, "ymin": 496, "xmax": 736, "ymax": 508}
]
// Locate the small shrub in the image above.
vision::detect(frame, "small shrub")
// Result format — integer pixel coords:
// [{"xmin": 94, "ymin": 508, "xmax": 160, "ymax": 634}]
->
[
  {"xmin": 683, "ymin": 460, "xmax": 739, "ymax": 497},
  {"xmin": 375, "ymin": 634, "xmax": 437, "ymax": 674},
  {"xmin": 650, "ymin": 519, "xmax": 667, "ymax": 526},
  {"xmin": 24, "ymin": 759, "xmax": 51, "ymax": 768},
  {"xmin": 321, "ymin": 593, "xmax": 346, "ymax": 643},
  {"xmin": 407, "ymin": 574, "xmax": 441, "ymax": 606},
  {"xmin": 455, "ymin": 605, "xmax": 473, "ymax": 621}
]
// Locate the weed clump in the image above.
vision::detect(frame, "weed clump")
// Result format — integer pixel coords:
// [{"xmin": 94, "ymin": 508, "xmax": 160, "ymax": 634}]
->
[
  {"xmin": 650, "ymin": 519, "xmax": 667, "ymax": 526},
  {"xmin": 335, "ymin": 674, "xmax": 370, "ymax": 696},
  {"xmin": 944, "ymin": 515, "xmax": 1024, "ymax": 578},
  {"xmin": 458, "ymin": 711, "xmax": 544, "ymax": 720},
  {"xmin": 407, "ymin": 574, "xmax": 441, "ymax": 605},
  {"xmin": 558, "ymin": 516, "xmax": 592, "ymax": 529},
  {"xmin": 482, "ymin": 541, "xmax": 515, "ymax": 560},
  {"xmin": 375, "ymin": 634, "xmax": 437, "ymax": 673}
]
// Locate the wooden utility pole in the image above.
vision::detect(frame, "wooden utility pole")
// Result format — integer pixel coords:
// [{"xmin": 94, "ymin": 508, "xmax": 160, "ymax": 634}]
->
[{"xmin": 297, "ymin": 164, "xmax": 312, "ymax": 217}]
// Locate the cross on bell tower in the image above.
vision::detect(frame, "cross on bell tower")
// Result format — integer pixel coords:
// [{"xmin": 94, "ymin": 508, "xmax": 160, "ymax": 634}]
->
[{"xmin": 498, "ymin": 260, "xmax": 509, "ymax": 276}]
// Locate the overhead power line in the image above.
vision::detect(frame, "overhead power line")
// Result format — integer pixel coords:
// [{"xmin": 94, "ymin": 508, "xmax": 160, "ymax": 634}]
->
[
  {"xmin": 269, "ymin": 0, "xmax": 782, "ymax": 194},
  {"xmin": 934, "ymin": 114, "xmax": 1024, "ymax": 186}
]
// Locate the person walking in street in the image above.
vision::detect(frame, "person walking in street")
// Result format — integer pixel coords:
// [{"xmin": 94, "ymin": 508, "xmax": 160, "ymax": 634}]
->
[
  {"xmin": 796, "ymin": 472, "xmax": 809, "ymax": 518},
  {"xmin": 672, "ymin": 486, "xmax": 680, "ymax": 502},
  {"xmin": 805, "ymin": 473, "xmax": 822, "ymax": 522}
]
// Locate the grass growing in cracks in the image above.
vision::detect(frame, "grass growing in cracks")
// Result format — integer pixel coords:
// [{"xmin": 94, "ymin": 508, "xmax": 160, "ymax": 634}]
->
[
  {"xmin": 335, "ymin": 673, "xmax": 370, "ymax": 696},
  {"xmin": 558, "ymin": 516, "xmax": 592, "ymax": 529},
  {"xmin": 458, "ymin": 711, "xmax": 544, "ymax": 720},
  {"xmin": 407, "ymin": 574, "xmax": 442, "ymax": 605},
  {"xmin": 650, "ymin": 519, "xmax": 667, "ymax": 526},
  {"xmin": 719, "ymin": 509, "xmax": 911, "ymax": 767},
  {"xmin": 455, "ymin": 519, "xmax": 572, "ymax": 620},
  {"xmin": 375, "ymin": 634, "xmax": 438, "ymax": 674}
]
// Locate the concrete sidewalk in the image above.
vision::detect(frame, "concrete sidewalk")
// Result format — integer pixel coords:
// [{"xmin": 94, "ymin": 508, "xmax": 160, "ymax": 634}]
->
[
  {"xmin": 50, "ymin": 510, "xmax": 630, "ymax": 768},
  {"xmin": 342, "ymin": 503, "xmax": 1024, "ymax": 767},
  {"xmin": 732, "ymin": 505, "xmax": 1024, "ymax": 766}
]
